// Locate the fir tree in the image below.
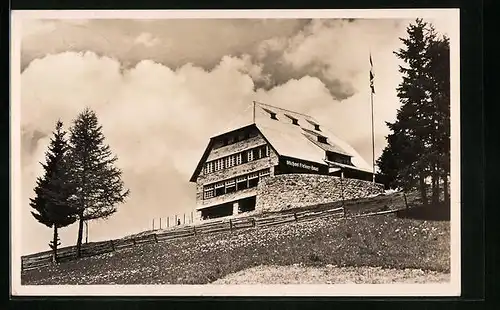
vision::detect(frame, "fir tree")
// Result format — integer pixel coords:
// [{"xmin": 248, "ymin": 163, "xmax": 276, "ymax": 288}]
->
[
  {"xmin": 392, "ymin": 18, "xmax": 433, "ymax": 205},
  {"xmin": 30, "ymin": 120, "xmax": 77, "ymax": 263},
  {"xmin": 426, "ymin": 33, "xmax": 450, "ymax": 204},
  {"xmin": 67, "ymin": 108, "xmax": 129, "ymax": 258},
  {"xmin": 378, "ymin": 19, "xmax": 450, "ymax": 205}
]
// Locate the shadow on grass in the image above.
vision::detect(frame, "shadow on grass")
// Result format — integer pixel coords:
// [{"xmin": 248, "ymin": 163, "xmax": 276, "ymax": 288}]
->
[{"xmin": 397, "ymin": 202, "xmax": 450, "ymax": 221}]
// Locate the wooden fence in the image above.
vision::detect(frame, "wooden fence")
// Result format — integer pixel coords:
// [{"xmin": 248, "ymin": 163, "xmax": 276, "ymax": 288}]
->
[{"xmin": 21, "ymin": 196, "xmax": 406, "ymax": 271}]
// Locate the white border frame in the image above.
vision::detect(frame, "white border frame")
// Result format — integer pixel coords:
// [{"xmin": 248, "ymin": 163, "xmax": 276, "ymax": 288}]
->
[{"xmin": 10, "ymin": 9, "xmax": 460, "ymax": 297}]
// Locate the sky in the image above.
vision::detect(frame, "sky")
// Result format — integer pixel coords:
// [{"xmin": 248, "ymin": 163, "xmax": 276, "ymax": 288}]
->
[{"xmin": 16, "ymin": 13, "xmax": 455, "ymax": 255}]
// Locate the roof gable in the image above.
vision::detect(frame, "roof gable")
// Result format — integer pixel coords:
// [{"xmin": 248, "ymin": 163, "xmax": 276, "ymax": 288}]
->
[{"xmin": 189, "ymin": 102, "xmax": 372, "ymax": 182}]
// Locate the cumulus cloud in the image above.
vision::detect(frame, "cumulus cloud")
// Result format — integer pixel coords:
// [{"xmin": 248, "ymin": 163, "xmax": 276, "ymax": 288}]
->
[
  {"xmin": 253, "ymin": 19, "xmax": 410, "ymax": 100},
  {"xmin": 20, "ymin": 19, "xmax": 308, "ymax": 73},
  {"xmin": 20, "ymin": 51, "xmax": 259, "ymax": 254},
  {"xmin": 18, "ymin": 17, "xmax": 455, "ymax": 254}
]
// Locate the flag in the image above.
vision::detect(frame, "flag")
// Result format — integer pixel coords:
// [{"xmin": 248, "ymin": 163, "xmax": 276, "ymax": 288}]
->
[{"xmin": 370, "ymin": 53, "xmax": 375, "ymax": 94}]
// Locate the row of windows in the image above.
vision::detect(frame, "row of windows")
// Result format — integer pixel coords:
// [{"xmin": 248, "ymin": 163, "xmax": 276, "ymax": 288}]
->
[
  {"xmin": 213, "ymin": 130, "xmax": 259, "ymax": 149},
  {"xmin": 327, "ymin": 152, "xmax": 353, "ymax": 166},
  {"xmin": 204, "ymin": 144, "xmax": 270, "ymax": 175},
  {"xmin": 203, "ymin": 168, "xmax": 271, "ymax": 199}
]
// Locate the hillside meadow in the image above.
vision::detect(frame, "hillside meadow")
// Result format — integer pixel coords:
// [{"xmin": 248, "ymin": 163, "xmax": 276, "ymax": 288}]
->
[{"xmin": 22, "ymin": 208, "xmax": 450, "ymax": 285}]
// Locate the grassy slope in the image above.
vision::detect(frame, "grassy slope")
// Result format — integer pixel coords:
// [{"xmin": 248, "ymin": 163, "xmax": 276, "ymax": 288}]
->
[{"xmin": 22, "ymin": 210, "xmax": 449, "ymax": 285}]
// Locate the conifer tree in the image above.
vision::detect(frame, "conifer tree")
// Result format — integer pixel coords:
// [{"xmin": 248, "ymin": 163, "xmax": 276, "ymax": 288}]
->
[
  {"xmin": 392, "ymin": 18, "xmax": 432, "ymax": 204},
  {"xmin": 426, "ymin": 33, "xmax": 450, "ymax": 204},
  {"xmin": 67, "ymin": 108, "xmax": 129, "ymax": 258},
  {"xmin": 378, "ymin": 19, "xmax": 450, "ymax": 205},
  {"xmin": 30, "ymin": 120, "xmax": 77, "ymax": 263}
]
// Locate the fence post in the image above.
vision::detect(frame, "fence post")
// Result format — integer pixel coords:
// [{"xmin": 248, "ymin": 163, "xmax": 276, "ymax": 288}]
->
[
  {"xmin": 167, "ymin": 217, "xmax": 170, "ymax": 228},
  {"xmin": 252, "ymin": 218, "xmax": 255, "ymax": 227},
  {"xmin": 294, "ymin": 212, "xmax": 298, "ymax": 222},
  {"xmin": 159, "ymin": 217, "xmax": 162, "ymax": 229},
  {"xmin": 229, "ymin": 219, "xmax": 233, "ymax": 231},
  {"xmin": 341, "ymin": 170, "xmax": 346, "ymax": 218},
  {"xmin": 153, "ymin": 234, "xmax": 158, "ymax": 243},
  {"xmin": 193, "ymin": 226, "xmax": 196, "ymax": 236},
  {"xmin": 403, "ymin": 191, "xmax": 409, "ymax": 210},
  {"xmin": 184, "ymin": 213, "xmax": 186, "ymax": 225},
  {"xmin": 133, "ymin": 238, "xmax": 136, "ymax": 245},
  {"xmin": 110, "ymin": 240, "xmax": 115, "ymax": 251},
  {"xmin": 152, "ymin": 218, "xmax": 155, "ymax": 231}
]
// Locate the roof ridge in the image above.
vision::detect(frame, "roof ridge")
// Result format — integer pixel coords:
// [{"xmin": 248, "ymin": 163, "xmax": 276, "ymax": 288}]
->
[{"xmin": 253, "ymin": 101, "xmax": 317, "ymax": 120}]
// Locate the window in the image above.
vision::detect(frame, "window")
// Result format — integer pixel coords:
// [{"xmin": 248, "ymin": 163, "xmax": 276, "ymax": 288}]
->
[
  {"xmin": 225, "ymin": 156, "xmax": 235, "ymax": 169},
  {"xmin": 203, "ymin": 169, "xmax": 269, "ymax": 199},
  {"xmin": 204, "ymin": 191, "xmax": 214, "ymax": 199},
  {"xmin": 259, "ymin": 169, "xmax": 270, "ymax": 177},
  {"xmin": 247, "ymin": 150, "xmax": 254, "ymax": 162},
  {"xmin": 215, "ymin": 182, "xmax": 225, "ymax": 196},
  {"xmin": 204, "ymin": 162, "xmax": 213, "ymax": 174},
  {"xmin": 265, "ymin": 145, "xmax": 270, "ymax": 157},
  {"xmin": 262, "ymin": 145, "xmax": 269, "ymax": 157},
  {"xmin": 317, "ymin": 135, "xmax": 328, "ymax": 144},
  {"xmin": 327, "ymin": 152, "xmax": 353, "ymax": 166},
  {"xmin": 236, "ymin": 176, "xmax": 248, "ymax": 190},
  {"xmin": 236, "ymin": 153, "xmax": 242, "ymax": 165},
  {"xmin": 214, "ymin": 159, "xmax": 223, "ymax": 171},
  {"xmin": 248, "ymin": 174, "xmax": 259, "ymax": 188},
  {"xmin": 225, "ymin": 179, "xmax": 236, "ymax": 194},
  {"xmin": 203, "ymin": 185, "xmax": 214, "ymax": 199},
  {"xmin": 253, "ymin": 148, "xmax": 260, "ymax": 160}
]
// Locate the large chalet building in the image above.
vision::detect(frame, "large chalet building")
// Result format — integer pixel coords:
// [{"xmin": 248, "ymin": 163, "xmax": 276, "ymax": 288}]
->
[{"xmin": 189, "ymin": 102, "xmax": 376, "ymax": 221}]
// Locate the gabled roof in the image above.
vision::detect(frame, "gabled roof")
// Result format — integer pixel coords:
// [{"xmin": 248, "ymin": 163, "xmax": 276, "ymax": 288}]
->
[
  {"xmin": 189, "ymin": 102, "xmax": 371, "ymax": 182},
  {"xmin": 189, "ymin": 124, "xmax": 256, "ymax": 182}
]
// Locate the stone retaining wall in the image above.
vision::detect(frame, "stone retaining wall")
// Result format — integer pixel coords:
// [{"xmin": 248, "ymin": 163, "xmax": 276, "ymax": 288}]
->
[{"xmin": 256, "ymin": 173, "xmax": 384, "ymax": 213}]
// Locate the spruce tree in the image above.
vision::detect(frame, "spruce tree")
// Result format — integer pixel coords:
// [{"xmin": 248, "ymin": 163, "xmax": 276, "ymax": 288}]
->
[
  {"xmin": 392, "ymin": 18, "xmax": 433, "ymax": 205},
  {"xmin": 30, "ymin": 120, "xmax": 77, "ymax": 263},
  {"xmin": 378, "ymin": 19, "xmax": 450, "ymax": 206},
  {"xmin": 67, "ymin": 108, "xmax": 129, "ymax": 258},
  {"xmin": 426, "ymin": 33, "xmax": 450, "ymax": 204}
]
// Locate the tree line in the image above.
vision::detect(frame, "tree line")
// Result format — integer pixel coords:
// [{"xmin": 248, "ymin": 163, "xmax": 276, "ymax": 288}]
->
[
  {"xmin": 30, "ymin": 108, "xmax": 129, "ymax": 263},
  {"xmin": 377, "ymin": 19, "xmax": 450, "ymax": 206}
]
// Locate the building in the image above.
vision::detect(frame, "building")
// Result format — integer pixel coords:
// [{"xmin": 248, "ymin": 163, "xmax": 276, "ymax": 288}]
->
[{"xmin": 189, "ymin": 102, "xmax": 381, "ymax": 221}]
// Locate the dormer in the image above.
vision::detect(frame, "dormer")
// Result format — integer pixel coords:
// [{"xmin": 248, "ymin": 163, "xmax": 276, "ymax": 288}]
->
[
  {"xmin": 262, "ymin": 107, "xmax": 278, "ymax": 120},
  {"xmin": 307, "ymin": 119, "xmax": 321, "ymax": 132},
  {"xmin": 284, "ymin": 114, "xmax": 299, "ymax": 126},
  {"xmin": 317, "ymin": 134, "xmax": 328, "ymax": 144}
]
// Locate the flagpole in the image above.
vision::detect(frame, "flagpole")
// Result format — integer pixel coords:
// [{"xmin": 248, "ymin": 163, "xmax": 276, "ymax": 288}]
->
[
  {"xmin": 369, "ymin": 51, "xmax": 375, "ymax": 183},
  {"xmin": 371, "ymin": 89, "xmax": 375, "ymax": 183},
  {"xmin": 252, "ymin": 100, "xmax": 256, "ymax": 123}
]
